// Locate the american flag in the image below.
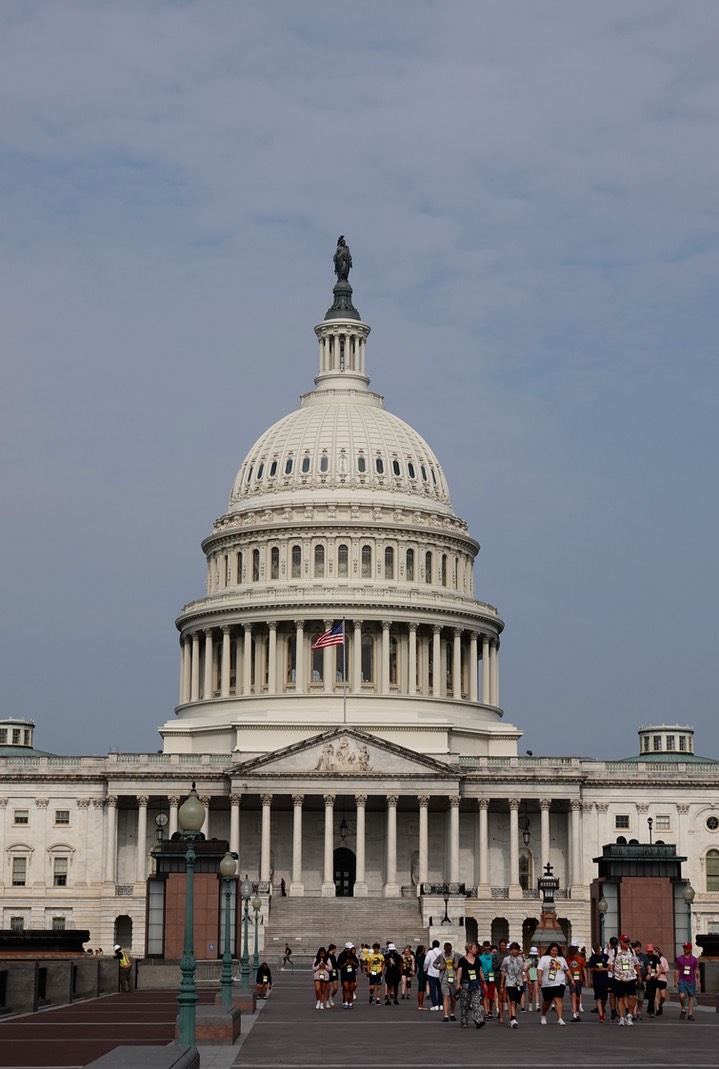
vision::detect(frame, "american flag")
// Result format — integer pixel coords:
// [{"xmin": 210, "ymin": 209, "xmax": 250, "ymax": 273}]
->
[{"xmin": 312, "ymin": 622, "xmax": 345, "ymax": 649}]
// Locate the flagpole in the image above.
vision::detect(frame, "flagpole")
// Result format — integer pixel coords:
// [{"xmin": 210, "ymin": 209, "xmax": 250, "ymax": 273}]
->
[{"xmin": 342, "ymin": 618, "xmax": 347, "ymax": 725}]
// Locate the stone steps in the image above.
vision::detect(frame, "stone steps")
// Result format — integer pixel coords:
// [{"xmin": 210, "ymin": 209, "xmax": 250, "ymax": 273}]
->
[{"xmin": 265, "ymin": 897, "xmax": 428, "ymax": 955}]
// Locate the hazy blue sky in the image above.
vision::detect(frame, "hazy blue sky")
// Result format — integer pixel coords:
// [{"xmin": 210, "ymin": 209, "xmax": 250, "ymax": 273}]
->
[{"xmin": 1, "ymin": 1, "xmax": 717, "ymax": 759}]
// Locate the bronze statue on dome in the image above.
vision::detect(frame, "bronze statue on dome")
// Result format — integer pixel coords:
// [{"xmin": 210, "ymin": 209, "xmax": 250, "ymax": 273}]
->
[{"xmin": 333, "ymin": 236, "xmax": 352, "ymax": 281}]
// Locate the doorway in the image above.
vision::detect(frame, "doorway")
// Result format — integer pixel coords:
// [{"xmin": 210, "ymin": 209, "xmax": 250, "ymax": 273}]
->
[{"xmin": 333, "ymin": 847, "xmax": 356, "ymax": 897}]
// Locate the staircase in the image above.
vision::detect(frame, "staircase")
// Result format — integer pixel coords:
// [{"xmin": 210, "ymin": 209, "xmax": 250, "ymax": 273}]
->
[{"xmin": 265, "ymin": 897, "xmax": 428, "ymax": 957}]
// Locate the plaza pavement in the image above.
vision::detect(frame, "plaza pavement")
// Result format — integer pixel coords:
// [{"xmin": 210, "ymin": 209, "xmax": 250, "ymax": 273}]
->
[{"xmin": 0, "ymin": 971, "xmax": 716, "ymax": 1068}]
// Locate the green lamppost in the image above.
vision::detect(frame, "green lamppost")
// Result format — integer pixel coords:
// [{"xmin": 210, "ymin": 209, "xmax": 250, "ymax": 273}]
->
[
  {"xmin": 176, "ymin": 783, "xmax": 205, "ymax": 1047},
  {"xmin": 240, "ymin": 874, "xmax": 253, "ymax": 989},
  {"xmin": 219, "ymin": 851, "xmax": 237, "ymax": 1007},
  {"xmin": 252, "ymin": 893, "xmax": 262, "ymax": 972},
  {"xmin": 683, "ymin": 882, "xmax": 695, "ymax": 944},
  {"xmin": 598, "ymin": 896, "xmax": 608, "ymax": 950}
]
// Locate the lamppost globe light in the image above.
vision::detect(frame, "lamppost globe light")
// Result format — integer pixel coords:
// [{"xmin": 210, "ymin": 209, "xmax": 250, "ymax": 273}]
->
[
  {"xmin": 252, "ymin": 895, "xmax": 262, "ymax": 913},
  {"xmin": 683, "ymin": 883, "xmax": 695, "ymax": 903},
  {"xmin": 178, "ymin": 784, "xmax": 205, "ymax": 833},
  {"xmin": 241, "ymin": 875, "xmax": 253, "ymax": 900},
  {"xmin": 219, "ymin": 851, "xmax": 237, "ymax": 879},
  {"xmin": 598, "ymin": 897, "xmax": 608, "ymax": 913}
]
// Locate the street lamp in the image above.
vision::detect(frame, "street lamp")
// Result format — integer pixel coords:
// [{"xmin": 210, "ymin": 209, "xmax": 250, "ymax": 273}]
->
[
  {"xmin": 240, "ymin": 874, "xmax": 253, "ymax": 989},
  {"xmin": 647, "ymin": 817, "xmax": 654, "ymax": 845},
  {"xmin": 219, "ymin": 851, "xmax": 237, "ymax": 1007},
  {"xmin": 683, "ymin": 883, "xmax": 695, "ymax": 944},
  {"xmin": 252, "ymin": 893, "xmax": 262, "ymax": 971},
  {"xmin": 598, "ymin": 895, "xmax": 608, "ymax": 950},
  {"xmin": 176, "ymin": 783, "xmax": 205, "ymax": 1047}
]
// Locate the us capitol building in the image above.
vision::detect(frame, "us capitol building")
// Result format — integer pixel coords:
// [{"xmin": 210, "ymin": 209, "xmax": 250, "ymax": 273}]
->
[{"xmin": 2, "ymin": 242, "xmax": 718, "ymax": 956}]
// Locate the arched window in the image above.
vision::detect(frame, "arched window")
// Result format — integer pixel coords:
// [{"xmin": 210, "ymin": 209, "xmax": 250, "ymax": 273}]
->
[
  {"xmin": 425, "ymin": 551, "xmax": 432, "ymax": 584},
  {"xmin": 284, "ymin": 457, "xmax": 293, "ymax": 475},
  {"xmin": 389, "ymin": 635, "xmax": 397, "ymax": 685},
  {"xmin": 311, "ymin": 634, "xmax": 323, "ymax": 683},
  {"xmin": 707, "ymin": 849, "xmax": 719, "ymax": 892},
  {"xmin": 269, "ymin": 460, "xmax": 278, "ymax": 477},
  {"xmin": 337, "ymin": 544, "xmax": 349, "ymax": 578},
  {"xmin": 384, "ymin": 546, "xmax": 394, "ymax": 579},
  {"xmin": 301, "ymin": 455, "xmax": 311, "ymax": 474},
  {"xmin": 408, "ymin": 461, "xmax": 416, "ymax": 479},
  {"xmin": 361, "ymin": 634, "xmax": 374, "ymax": 683},
  {"xmin": 257, "ymin": 463, "xmax": 264, "ymax": 479},
  {"xmin": 236, "ymin": 551, "xmax": 243, "ymax": 585},
  {"xmin": 252, "ymin": 549, "xmax": 260, "ymax": 582},
  {"xmin": 519, "ymin": 850, "xmax": 533, "ymax": 891},
  {"xmin": 246, "ymin": 465, "xmax": 253, "ymax": 483},
  {"xmin": 320, "ymin": 454, "xmax": 329, "ymax": 473},
  {"xmin": 392, "ymin": 459, "xmax": 401, "ymax": 476},
  {"xmin": 440, "ymin": 554, "xmax": 448, "ymax": 586},
  {"xmin": 291, "ymin": 545, "xmax": 302, "ymax": 578},
  {"xmin": 286, "ymin": 636, "xmax": 296, "ymax": 684},
  {"xmin": 314, "ymin": 544, "xmax": 325, "ymax": 577},
  {"xmin": 357, "ymin": 455, "xmax": 367, "ymax": 473},
  {"xmin": 361, "ymin": 545, "xmax": 372, "ymax": 578},
  {"xmin": 406, "ymin": 548, "xmax": 415, "ymax": 581},
  {"xmin": 270, "ymin": 546, "xmax": 279, "ymax": 580},
  {"xmin": 375, "ymin": 456, "xmax": 384, "ymax": 475}
]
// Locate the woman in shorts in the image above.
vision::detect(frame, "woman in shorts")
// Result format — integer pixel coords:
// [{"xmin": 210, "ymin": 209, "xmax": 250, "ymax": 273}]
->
[
  {"xmin": 313, "ymin": 947, "xmax": 331, "ymax": 1010},
  {"xmin": 537, "ymin": 942, "xmax": 569, "ymax": 1025},
  {"xmin": 588, "ymin": 942, "xmax": 610, "ymax": 1021},
  {"xmin": 400, "ymin": 945, "xmax": 415, "ymax": 999}
]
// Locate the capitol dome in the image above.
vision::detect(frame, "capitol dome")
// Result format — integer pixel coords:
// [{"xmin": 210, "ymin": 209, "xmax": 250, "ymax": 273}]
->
[{"xmin": 163, "ymin": 242, "xmax": 515, "ymax": 760}]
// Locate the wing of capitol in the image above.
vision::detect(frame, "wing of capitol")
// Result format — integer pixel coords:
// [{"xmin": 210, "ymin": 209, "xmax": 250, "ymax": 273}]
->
[{"xmin": 1, "ymin": 241, "xmax": 718, "ymax": 963}]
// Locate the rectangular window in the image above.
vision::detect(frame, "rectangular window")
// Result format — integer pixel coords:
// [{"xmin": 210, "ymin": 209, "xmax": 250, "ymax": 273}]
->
[
  {"xmin": 13, "ymin": 810, "xmax": 29, "ymax": 825},
  {"xmin": 655, "ymin": 815, "xmax": 671, "ymax": 831},
  {"xmin": 54, "ymin": 810, "xmax": 70, "ymax": 826},
  {"xmin": 642, "ymin": 736, "xmax": 650, "ymax": 752},
  {"xmin": 666, "ymin": 735, "xmax": 675, "ymax": 750},
  {"xmin": 0, "ymin": 729, "xmax": 6, "ymax": 744},
  {"xmin": 679, "ymin": 736, "xmax": 687, "ymax": 751},
  {"xmin": 12, "ymin": 858, "xmax": 27, "ymax": 886},
  {"xmin": 653, "ymin": 735, "xmax": 662, "ymax": 751},
  {"xmin": 51, "ymin": 916, "xmax": 66, "ymax": 931},
  {"xmin": 615, "ymin": 814, "xmax": 630, "ymax": 829},
  {"xmin": 53, "ymin": 858, "xmax": 68, "ymax": 887},
  {"xmin": 12, "ymin": 729, "xmax": 20, "ymax": 744},
  {"xmin": 10, "ymin": 916, "xmax": 24, "ymax": 933}
]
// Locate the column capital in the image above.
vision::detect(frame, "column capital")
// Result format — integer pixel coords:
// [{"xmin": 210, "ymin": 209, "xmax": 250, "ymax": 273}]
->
[
  {"xmin": 221, "ymin": 624, "xmax": 231, "ymax": 635},
  {"xmin": 677, "ymin": 803, "xmax": 690, "ymax": 814},
  {"xmin": 36, "ymin": 797, "xmax": 49, "ymax": 808},
  {"xmin": 0, "ymin": 798, "xmax": 7, "ymax": 808},
  {"xmin": 292, "ymin": 794, "xmax": 304, "ymax": 807},
  {"xmin": 508, "ymin": 798, "xmax": 520, "ymax": 811},
  {"xmin": 294, "ymin": 619, "xmax": 305, "ymax": 629},
  {"xmin": 91, "ymin": 797, "xmax": 104, "ymax": 809},
  {"xmin": 433, "ymin": 624, "xmax": 442, "ymax": 635},
  {"xmin": 352, "ymin": 619, "xmax": 364, "ymax": 629},
  {"xmin": 387, "ymin": 794, "xmax": 399, "ymax": 808},
  {"xmin": 203, "ymin": 627, "xmax": 213, "ymax": 637},
  {"xmin": 596, "ymin": 802, "xmax": 609, "ymax": 813},
  {"xmin": 355, "ymin": 793, "xmax": 368, "ymax": 807},
  {"xmin": 199, "ymin": 795, "xmax": 211, "ymax": 807},
  {"xmin": 106, "ymin": 796, "xmax": 118, "ymax": 808},
  {"xmin": 539, "ymin": 798, "xmax": 552, "ymax": 811},
  {"xmin": 570, "ymin": 799, "xmax": 582, "ymax": 812},
  {"xmin": 243, "ymin": 623, "xmax": 253, "ymax": 634},
  {"xmin": 477, "ymin": 797, "xmax": 489, "ymax": 811},
  {"xmin": 229, "ymin": 794, "xmax": 242, "ymax": 806},
  {"xmin": 168, "ymin": 795, "xmax": 181, "ymax": 807},
  {"xmin": 77, "ymin": 797, "xmax": 91, "ymax": 809},
  {"xmin": 453, "ymin": 627, "xmax": 462, "ymax": 638},
  {"xmin": 418, "ymin": 795, "xmax": 431, "ymax": 808},
  {"xmin": 448, "ymin": 795, "xmax": 461, "ymax": 809},
  {"xmin": 324, "ymin": 794, "xmax": 336, "ymax": 806},
  {"xmin": 582, "ymin": 802, "xmax": 593, "ymax": 814},
  {"xmin": 268, "ymin": 620, "xmax": 278, "ymax": 632},
  {"xmin": 636, "ymin": 803, "xmax": 649, "ymax": 814},
  {"xmin": 381, "ymin": 619, "xmax": 391, "ymax": 631},
  {"xmin": 408, "ymin": 621, "xmax": 419, "ymax": 632},
  {"xmin": 261, "ymin": 793, "xmax": 273, "ymax": 807},
  {"xmin": 137, "ymin": 796, "xmax": 149, "ymax": 807}
]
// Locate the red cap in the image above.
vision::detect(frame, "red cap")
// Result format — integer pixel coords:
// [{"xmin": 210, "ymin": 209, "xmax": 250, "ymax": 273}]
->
[
  {"xmin": 683, "ymin": 942, "xmax": 692, "ymax": 949},
  {"xmin": 619, "ymin": 934, "xmax": 630, "ymax": 943}
]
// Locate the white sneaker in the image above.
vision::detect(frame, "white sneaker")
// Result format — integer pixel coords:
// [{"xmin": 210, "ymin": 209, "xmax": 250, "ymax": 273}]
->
[
  {"xmin": 430, "ymin": 1005, "xmax": 440, "ymax": 1011},
  {"xmin": 618, "ymin": 1017, "xmax": 625, "ymax": 1026},
  {"xmin": 328, "ymin": 998, "xmax": 334, "ymax": 1007},
  {"xmin": 510, "ymin": 1018, "xmax": 518, "ymax": 1028},
  {"xmin": 315, "ymin": 1001, "xmax": 321, "ymax": 1010},
  {"xmin": 626, "ymin": 1014, "xmax": 633, "ymax": 1026},
  {"xmin": 540, "ymin": 1016, "xmax": 547, "ymax": 1025},
  {"xmin": 558, "ymin": 1018, "xmax": 566, "ymax": 1026}
]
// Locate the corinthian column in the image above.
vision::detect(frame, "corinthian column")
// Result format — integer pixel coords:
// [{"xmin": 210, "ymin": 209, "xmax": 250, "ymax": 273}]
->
[
  {"xmin": 354, "ymin": 794, "xmax": 368, "ymax": 897},
  {"xmin": 322, "ymin": 794, "xmax": 336, "ymax": 896},
  {"xmin": 449, "ymin": 795, "xmax": 461, "ymax": 883},
  {"xmin": 384, "ymin": 795, "xmax": 400, "ymax": 897},
  {"xmin": 229, "ymin": 794, "xmax": 241, "ymax": 857},
  {"xmin": 477, "ymin": 798, "xmax": 489, "ymax": 890},
  {"xmin": 104, "ymin": 796, "xmax": 118, "ymax": 884},
  {"xmin": 290, "ymin": 794, "xmax": 304, "ymax": 896},
  {"xmin": 136, "ymin": 797, "xmax": 148, "ymax": 883},
  {"xmin": 509, "ymin": 798, "xmax": 521, "ymax": 897},
  {"xmin": 260, "ymin": 794, "xmax": 272, "ymax": 883},
  {"xmin": 540, "ymin": 798, "xmax": 551, "ymax": 870},
  {"xmin": 418, "ymin": 795, "xmax": 430, "ymax": 887},
  {"xmin": 220, "ymin": 626, "xmax": 232, "ymax": 697},
  {"xmin": 408, "ymin": 623, "xmax": 418, "ymax": 696}
]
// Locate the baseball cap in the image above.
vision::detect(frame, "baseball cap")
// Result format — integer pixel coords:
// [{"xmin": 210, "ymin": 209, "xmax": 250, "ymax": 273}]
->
[
  {"xmin": 683, "ymin": 942, "xmax": 692, "ymax": 949},
  {"xmin": 646, "ymin": 944, "xmax": 655, "ymax": 952},
  {"xmin": 387, "ymin": 943, "xmax": 396, "ymax": 951},
  {"xmin": 619, "ymin": 934, "xmax": 631, "ymax": 943},
  {"xmin": 344, "ymin": 942, "xmax": 353, "ymax": 948}
]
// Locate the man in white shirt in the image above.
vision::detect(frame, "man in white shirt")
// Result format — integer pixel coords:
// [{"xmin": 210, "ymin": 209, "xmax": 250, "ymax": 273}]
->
[{"xmin": 424, "ymin": 940, "xmax": 443, "ymax": 1010}]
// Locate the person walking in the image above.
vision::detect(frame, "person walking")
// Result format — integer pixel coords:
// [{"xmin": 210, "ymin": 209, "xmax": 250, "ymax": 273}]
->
[
  {"xmin": 500, "ymin": 942, "xmax": 526, "ymax": 1028},
  {"xmin": 337, "ymin": 943, "xmax": 360, "ymax": 1007},
  {"xmin": 675, "ymin": 942, "xmax": 700, "ymax": 1021},
  {"xmin": 437, "ymin": 941, "xmax": 460, "ymax": 1021},
  {"xmin": 566, "ymin": 943, "xmax": 588, "ymax": 1022},
  {"xmin": 526, "ymin": 946, "xmax": 540, "ymax": 1011},
  {"xmin": 456, "ymin": 942, "xmax": 485, "ymax": 1029},
  {"xmin": 400, "ymin": 945, "xmax": 415, "ymax": 999},
  {"xmin": 366, "ymin": 942, "xmax": 385, "ymax": 1005},
  {"xmin": 313, "ymin": 947, "xmax": 331, "ymax": 1010},
  {"xmin": 612, "ymin": 935, "xmax": 642, "ymax": 1026},
  {"xmin": 537, "ymin": 942, "xmax": 569, "ymax": 1025},
  {"xmin": 383, "ymin": 943, "xmax": 402, "ymax": 1004},
  {"xmin": 424, "ymin": 940, "xmax": 444, "ymax": 1011},
  {"xmin": 256, "ymin": 962, "xmax": 272, "ymax": 999},
  {"xmin": 588, "ymin": 942, "xmax": 610, "ymax": 1022},
  {"xmin": 415, "ymin": 944, "xmax": 428, "ymax": 1010}
]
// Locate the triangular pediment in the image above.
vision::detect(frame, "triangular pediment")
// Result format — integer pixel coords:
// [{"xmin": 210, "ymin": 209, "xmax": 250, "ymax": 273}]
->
[{"xmin": 229, "ymin": 729, "xmax": 456, "ymax": 778}]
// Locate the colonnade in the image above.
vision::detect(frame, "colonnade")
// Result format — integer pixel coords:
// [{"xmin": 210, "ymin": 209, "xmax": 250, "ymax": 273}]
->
[
  {"xmin": 101, "ymin": 791, "xmax": 584, "ymax": 892},
  {"xmin": 178, "ymin": 621, "xmax": 500, "ymax": 706}
]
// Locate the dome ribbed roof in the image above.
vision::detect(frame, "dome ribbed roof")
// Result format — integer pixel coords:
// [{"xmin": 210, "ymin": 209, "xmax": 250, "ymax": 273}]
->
[{"xmin": 229, "ymin": 386, "xmax": 453, "ymax": 514}]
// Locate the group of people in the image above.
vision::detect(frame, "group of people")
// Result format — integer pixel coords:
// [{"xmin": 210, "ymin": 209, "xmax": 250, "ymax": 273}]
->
[{"xmin": 307, "ymin": 936, "xmax": 701, "ymax": 1028}]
